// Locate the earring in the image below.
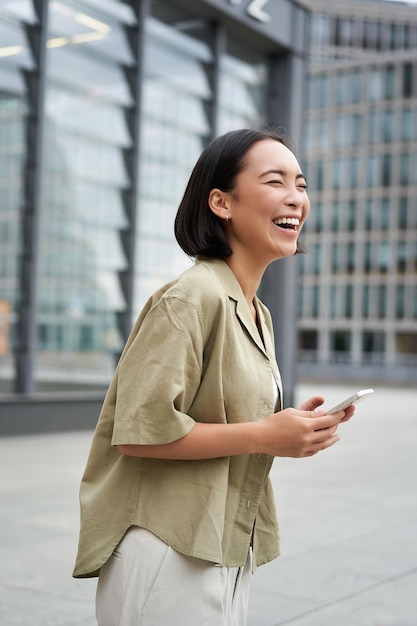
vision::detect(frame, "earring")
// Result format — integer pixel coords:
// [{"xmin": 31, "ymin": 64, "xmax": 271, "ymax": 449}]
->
[{"xmin": 226, "ymin": 214, "xmax": 230, "ymax": 222}]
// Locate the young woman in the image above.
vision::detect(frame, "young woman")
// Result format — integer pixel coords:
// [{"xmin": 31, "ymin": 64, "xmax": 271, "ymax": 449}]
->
[{"xmin": 73, "ymin": 128, "xmax": 353, "ymax": 626}]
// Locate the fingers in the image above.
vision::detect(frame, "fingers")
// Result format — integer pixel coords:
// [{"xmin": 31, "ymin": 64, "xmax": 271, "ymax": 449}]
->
[
  {"xmin": 340, "ymin": 405, "xmax": 355, "ymax": 422},
  {"xmin": 298, "ymin": 395, "xmax": 325, "ymax": 412},
  {"xmin": 305, "ymin": 433, "xmax": 340, "ymax": 456},
  {"xmin": 307, "ymin": 409, "xmax": 345, "ymax": 427}
]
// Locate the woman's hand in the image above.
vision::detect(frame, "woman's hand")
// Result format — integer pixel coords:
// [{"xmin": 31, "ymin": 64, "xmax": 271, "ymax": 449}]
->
[
  {"xmin": 257, "ymin": 404, "xmax": 353, "ymax": 458},
  {"xmin": 298, "ymin": 395, "xmax": 355, "ymax": 423}
]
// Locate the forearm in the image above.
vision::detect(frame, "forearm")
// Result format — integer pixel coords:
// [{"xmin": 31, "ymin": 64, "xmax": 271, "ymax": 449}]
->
[
  {"xmin": 117, "ymin": 407, "xmax": 348, "ymax": 460},
  {"xmin": 116, "ymin": 420, "xmax": 262, "ymax": 460}
]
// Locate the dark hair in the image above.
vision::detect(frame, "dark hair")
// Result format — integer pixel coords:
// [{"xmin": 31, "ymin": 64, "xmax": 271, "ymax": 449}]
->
[{"xmin": 174, "ymin": 128, "xmax": 296, "ymax": 258}]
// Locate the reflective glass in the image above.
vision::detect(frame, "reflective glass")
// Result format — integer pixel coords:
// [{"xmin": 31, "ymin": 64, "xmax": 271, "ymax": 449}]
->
[
  {"xmin": 400, "ymin": 152, "xmax": 409, "ymax": 185},
  {"xmin": 0, "ymin": 0, "xmax": 36, "ymax": 23},
  {"xmin": 402, "ymin": 63, "xmax": 413, "ymax": 98},
  {"xmin": 0, "ymin": 6, "xmax": 30, "ymax": 390},
  {"xmin": 33, "ymin": 0, "xmax": 134, "ymax": 388},
  {"xmin": 0, "ymin": 19, "xmax": 34, "ymax": 69},
  {"xmin": 398, "ymin": 197, "xmax": 408, "ymax": 229},
  {"xmin": 218, "ymin": 41, "xmax": 267, "ymax": 133},
  {"xmin": 401, "ymin": 107, "xmax": 411, "ymax": 141},
  {"xmin": 351, "ymin": 69, "xmax": 362, "ymax": 102},
  {"xmin": 45, "ymin": 87, "xmax": 131, "ymax": 145},
  {"xmin": 311, "ymin": 14, "xmax": 330, "ymax": 46},
  {"xmin": 383, "ymin": 110, "xmax": 393, "ymax": 143},
  {"xmin": 396, "ymin": 285, "xmax": 405, "ymax": 318},
  {"xmin": 384, "ymin": 66, "xmax": 395, "ymax": 99},
  {"xmin": 134, "ymin": 11, "xmax": 212, "ymax": 313},
  {"xmin": 368, "ymin": 67, "xmax": 382, "ymax": 101}
]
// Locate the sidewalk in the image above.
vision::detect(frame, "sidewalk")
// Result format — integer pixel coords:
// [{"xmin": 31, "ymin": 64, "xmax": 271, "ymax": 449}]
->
[{"xmin": 0, "ymin": 383, "xmax": 416, "ymax": 626}]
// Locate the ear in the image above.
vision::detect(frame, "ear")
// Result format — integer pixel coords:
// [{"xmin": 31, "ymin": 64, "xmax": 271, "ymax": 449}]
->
[{"xmin": 208, "ymin": 188, "xmax": 231, "ymax": 221}]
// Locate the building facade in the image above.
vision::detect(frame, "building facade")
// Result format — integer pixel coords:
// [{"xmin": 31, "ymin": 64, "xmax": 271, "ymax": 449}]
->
[
  {"xmin": 298, "ymin": 0, "xmax": 417, "ymax": 384},
  {"xmin": 0, "ymin": 0, "xmax": 307, "ymax": 429}
]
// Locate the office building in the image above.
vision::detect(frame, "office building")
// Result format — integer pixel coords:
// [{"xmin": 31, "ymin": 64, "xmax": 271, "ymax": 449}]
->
[{"xmin": 298, "ymin": 0, "xmax": 417, "ymax": 384}]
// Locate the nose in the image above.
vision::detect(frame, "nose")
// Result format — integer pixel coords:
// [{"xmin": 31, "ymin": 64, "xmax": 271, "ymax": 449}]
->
[{"xmin": 284, "ymin": 186, "xmax": 305, "ymax": 209}]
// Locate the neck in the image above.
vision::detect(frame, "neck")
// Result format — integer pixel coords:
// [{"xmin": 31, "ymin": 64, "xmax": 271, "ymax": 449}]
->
[{"xmin": 223, "ymin": 254, "xmax": 266, "ymax": 311}]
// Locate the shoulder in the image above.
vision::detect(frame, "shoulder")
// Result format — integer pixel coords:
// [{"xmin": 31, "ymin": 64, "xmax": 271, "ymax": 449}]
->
[{"xmin": 162, "ymin": 258, "xmax": 231, "ymax": 310}]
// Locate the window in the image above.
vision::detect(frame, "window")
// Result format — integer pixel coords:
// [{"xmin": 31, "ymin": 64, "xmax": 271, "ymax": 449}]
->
[
  {"xmin": 396, "ymin": 285, "xmax": 405, "ymax": 318},
  {"xmin": 352, "ymin": 69, "xmax": 362, "ymax": 102},
  {"xmin": 383, "ymin": 110, "xmax": 394, "ymax": 143},
  {"xmin": 384, "ymin": 65, "xmax": 395, "ymax": 100},
  {"xmin": 369, "ymin": 67, "xmax": 382, "ymax": 101},
  {"xmin": 378, "ymin": 285, "xmax": 386, "ymax": 318},
  {"xmin": 362, "ymin": 331, "xmax": 385, "ymax": 363},
  {"xmin": 311, "ymin": 14, "xmax": 330, "ymax": 46},
  {"xmin": 400, "ymin": 152, "xmax": 409, "ymax": 185},
  {"xmin": 402, "ymin": 63, "xmax": 413, "ymax": 98},
  {"xmin": 382, "ymin": 154, "xmax": 391, "ymax": 186},
  {"xmin": 298, "ymin": 330, "xmax": 318, "ymax": 352},
  {"xmin": 330, "ymin": 331, "xmax": 351, "ymax": 362},
  {"xmin": 347, "ymin": 200, "xmax": 356, "ymax": 232},
  {"xmin": 380, "ymin": 197, "xmax": 390, "ymax": 230},
  {"xmin": 398, "ymin": 197, "xmax": 408, "ymax": 229}
]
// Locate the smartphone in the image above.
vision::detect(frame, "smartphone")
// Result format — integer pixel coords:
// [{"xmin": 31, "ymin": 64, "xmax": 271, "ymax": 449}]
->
[{"xmin": 327, "ymin": 388, "xmax": 374, "ymax": 414}]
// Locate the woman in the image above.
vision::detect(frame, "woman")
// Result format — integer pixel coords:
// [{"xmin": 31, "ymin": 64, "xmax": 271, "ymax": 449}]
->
[{"xmin": 73, "ymin": 128, "xmax": 353, "ymax": 625}]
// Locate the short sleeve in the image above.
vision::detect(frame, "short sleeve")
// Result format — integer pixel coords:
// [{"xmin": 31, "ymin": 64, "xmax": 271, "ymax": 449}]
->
[{"xmin": 111, "ymin": 295, "xmax": 204, "ymax": 446}]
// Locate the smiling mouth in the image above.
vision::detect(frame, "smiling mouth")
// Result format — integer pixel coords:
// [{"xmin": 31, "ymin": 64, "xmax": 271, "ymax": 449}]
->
[{"xmin": 272, "ymin": 217, "xmax": 300, "ymax": 231}]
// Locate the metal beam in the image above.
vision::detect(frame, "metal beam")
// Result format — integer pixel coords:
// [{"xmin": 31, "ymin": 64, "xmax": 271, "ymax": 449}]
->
[
  {"xmin": 117, "ymin": 0, "xmax": 149, "ymax": 341},
  {"xmin": 15, "ymin": 0, "xmax": 49, "ymax": 393}
]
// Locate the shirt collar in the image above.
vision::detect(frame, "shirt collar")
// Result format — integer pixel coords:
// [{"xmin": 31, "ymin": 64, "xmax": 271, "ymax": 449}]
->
[{"xmin": 195, "ymin": 256, "xmax": 268, "ymax": 357}]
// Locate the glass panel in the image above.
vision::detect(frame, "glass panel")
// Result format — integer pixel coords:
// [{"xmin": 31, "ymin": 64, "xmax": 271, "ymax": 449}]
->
[
  {"xmin": 218, "ymin": 39, "xmax": 267, "ymax": 133},
  {"xmin": 402, "ymin": 63, "xmax": 413, "ymax": 98},
  {"xmin": 384, "ymin": 65, "xmax": 395, "ymax": 99},
  {"xmin": 134, "ymin": 10, "xmax": 213, "ymax": 313},
  {"xmin": 368, "ymin": 67, "xmax": 382, "ymax": 101},
  {"xmin": 34, "ymin": 0, "xmax": 133, "ymax": 389},
  {"xmin": 311, "ymin": 14, "xmax": 330, "ymax": 46},
  {"xmin": 0, "ymin": 5, "xmax": 30, "ymax": 391},
  {"xmin": 48, "ymin": 1, "xmax": 135, "ymax": 65},
  {"xmin": 400, "ymin": 152, "xmax": 409, "ymax": 185},
  {"xmin": 398, "ymin": 197, "xmax": 408, "ymax": 229},
  {"xmin": 45, "ymin": 87, "xmax": 131, "ymax": 145},
  {"xmin": 401, "ymin": 107, "xmax": 411, "ymax": 142},
  {"xmin": 330, "ymin": 331, "xmax": 351, "ymax": 362},
  {"xmin": 1, "ymin": 0, "xmax": 36, "ymax": 23},
  {"xmin": 0, "ymin": 18, "xmax": 34, "ymax": 69},
  {"xmin": 352, "ymin": 69, "xmax": 362, "ymax": 102},
  {"xmin": 383, "ymin": 110, "xmax": 394, "ymax": 143}
]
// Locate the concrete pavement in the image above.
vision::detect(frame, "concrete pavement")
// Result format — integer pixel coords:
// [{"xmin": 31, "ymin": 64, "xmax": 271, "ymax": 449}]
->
[{"xmin": 0, "ymin": 382, "xmax": 416, "ymax": 626}]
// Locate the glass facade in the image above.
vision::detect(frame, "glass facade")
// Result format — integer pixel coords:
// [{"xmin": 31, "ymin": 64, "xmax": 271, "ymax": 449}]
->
[
  {"xmin": 0, "ymin": 0, "xmax": 303, "ymax": 396},
  {"xmin": 299, "ymin": 0, "xmax": 417, "ymax": 381}
]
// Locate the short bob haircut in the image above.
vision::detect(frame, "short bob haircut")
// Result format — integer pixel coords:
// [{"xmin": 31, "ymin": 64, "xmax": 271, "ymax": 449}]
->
[{"xmin": 174, "ymin": 127, "xmax": 304, "ymax": 258}]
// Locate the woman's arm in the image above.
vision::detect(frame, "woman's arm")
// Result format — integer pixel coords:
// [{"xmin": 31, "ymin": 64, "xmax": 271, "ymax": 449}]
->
[{"xmin": 117, "ymin": 406, "xmax": 353, "ymax": 460}]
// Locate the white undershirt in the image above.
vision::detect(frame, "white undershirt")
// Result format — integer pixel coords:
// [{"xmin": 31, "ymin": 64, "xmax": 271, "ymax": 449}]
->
[{"xmin": 272, "ymin": 374, "xmax": 280, "ymax": 410}]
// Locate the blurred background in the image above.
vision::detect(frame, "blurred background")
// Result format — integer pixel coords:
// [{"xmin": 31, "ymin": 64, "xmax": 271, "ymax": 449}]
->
[{"xmin": 0, "ymin": 0, "xmax": 416, "ymax": 424}]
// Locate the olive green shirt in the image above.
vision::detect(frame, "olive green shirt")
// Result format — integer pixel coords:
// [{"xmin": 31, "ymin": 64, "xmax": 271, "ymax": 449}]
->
[{"xmin": 73, "ymin": 257, "xmax": 282, "ymax": 578}]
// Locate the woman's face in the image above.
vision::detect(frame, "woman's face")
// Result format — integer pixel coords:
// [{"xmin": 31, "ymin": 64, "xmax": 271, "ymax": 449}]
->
[{"xmin": 224, "ymin": 139, "xmax": 310, "ymax": 267}]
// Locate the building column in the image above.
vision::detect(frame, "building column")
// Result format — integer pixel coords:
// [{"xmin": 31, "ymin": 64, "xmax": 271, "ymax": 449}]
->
[{"xmin": 15, "ymin": 0, "xmax": 49, "ymax": 393}]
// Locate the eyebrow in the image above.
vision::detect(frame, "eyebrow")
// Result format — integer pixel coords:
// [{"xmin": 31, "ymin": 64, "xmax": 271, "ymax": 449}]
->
[{"xmin": 259, "ymin": 169, "xmax": 307, "ymax": 181}]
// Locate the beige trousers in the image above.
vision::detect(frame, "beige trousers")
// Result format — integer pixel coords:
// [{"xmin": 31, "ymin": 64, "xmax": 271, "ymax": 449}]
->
[{"xmin": 96, "ymin": 526, "xmax": 252, "ymax": 626}]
